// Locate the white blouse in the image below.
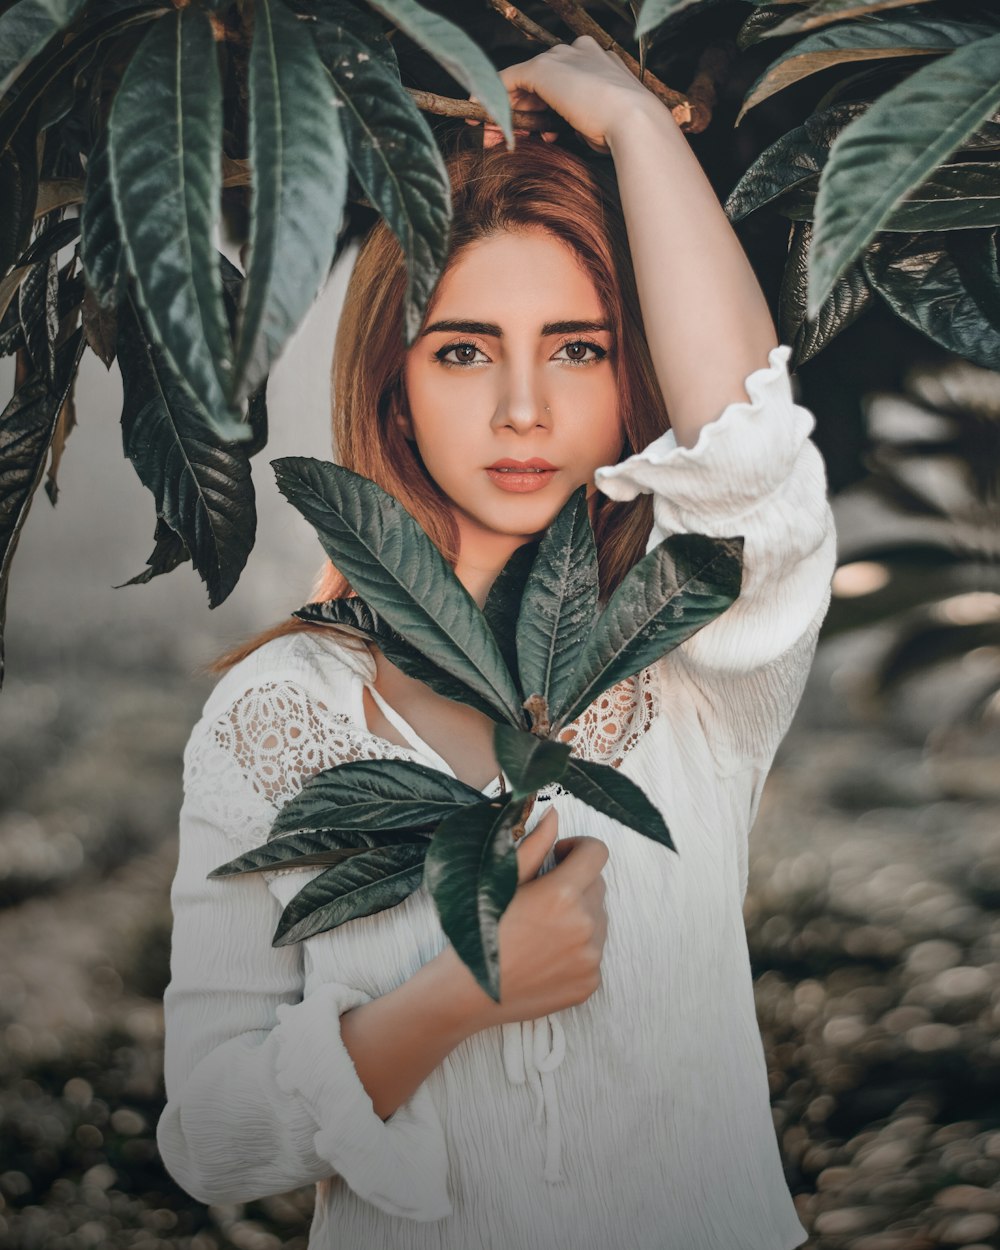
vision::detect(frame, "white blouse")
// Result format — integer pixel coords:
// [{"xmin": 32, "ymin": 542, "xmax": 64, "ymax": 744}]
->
[{"xmin": 157, "ymin": 344, "xmax": 837, "ymax": 1250}]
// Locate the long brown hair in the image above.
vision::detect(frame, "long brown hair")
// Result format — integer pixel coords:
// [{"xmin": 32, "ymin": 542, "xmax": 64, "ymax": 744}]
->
[{"xmin": 206, "ymin": 133, "xmax": 669, "ymax": 676}]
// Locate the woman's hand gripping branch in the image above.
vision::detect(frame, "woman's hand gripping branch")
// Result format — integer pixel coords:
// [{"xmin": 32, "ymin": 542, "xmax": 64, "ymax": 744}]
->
[
  {"xmin": 465, "ymin": 34, "xmax": 655, "ymax": 154},
  {"xmin": 340, "ymin": 811, "xmax": 609, "ymax": 1121}
]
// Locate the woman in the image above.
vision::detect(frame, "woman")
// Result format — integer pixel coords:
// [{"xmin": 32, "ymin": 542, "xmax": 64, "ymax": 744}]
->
[{"xmin": 157, "ymin": 37, "xmax": 836, "ymax": 1249}]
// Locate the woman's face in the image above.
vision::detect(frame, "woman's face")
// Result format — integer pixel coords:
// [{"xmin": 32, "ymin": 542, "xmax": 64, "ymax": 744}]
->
[{"xmin": 401, "ymin": 227, "xmax": 625, "ymax": 560}]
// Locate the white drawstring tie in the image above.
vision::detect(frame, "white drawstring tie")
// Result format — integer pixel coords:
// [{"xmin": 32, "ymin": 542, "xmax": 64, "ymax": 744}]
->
[{"xmin": 501, "ymin": 1013, "xmax": 567, "ymax": 1182}]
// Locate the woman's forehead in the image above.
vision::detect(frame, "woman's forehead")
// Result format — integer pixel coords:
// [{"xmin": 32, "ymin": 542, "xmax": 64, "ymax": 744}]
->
[{"xmin": 426, "ymin": 230, "xmax": 608, "ymax": 327}]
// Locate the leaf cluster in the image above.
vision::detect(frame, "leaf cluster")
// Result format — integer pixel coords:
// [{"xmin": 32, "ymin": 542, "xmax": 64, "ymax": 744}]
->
[
  {"xmin": 728, "ymin": 1, "xmax": 1000, "ymax": 368},
  {"xmin": 1, "ymin": 0, "xmax": 996, "ymax": 704},
  {"xmin": 208, "ymin": 464, "xmax": 743, "ymax": 999}
]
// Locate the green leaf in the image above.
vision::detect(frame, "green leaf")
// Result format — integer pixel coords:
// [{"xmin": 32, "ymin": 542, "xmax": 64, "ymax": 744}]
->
[
  {"xmin": 493, "ymin": 724, "xmax": 571, "ymax": 798},
  {"xmin": 107, "ymin": 8, "xmax": 246, "ymax": 442},
  {"xmin": 230, "ymin": 0, "xmax": 348, "ymax": 404},
  {"xmin": 269, "ymin": 757, "xmax": 485, "ymax": 839},
  {"xmin": 113, "ymin": 516, "xmax": 190, "ymax": 590},
  {"xmin": 808, "ymin": 31, "xmax": 1000, "ymax": 315},
  {"xmin": 863, "ymin": 231, "xmax": 1000, "ymax": 370},
  {"xmin": 18, "ymin": 252, "xmax": 59, "ymax": 389},
  {"xmin": 736, "ymin": 13, "xmax": 999, "ymax": 126},
  {"xmin": 0, "ymin": 100, "xmax": 41, "ymax": 276},
  {"xmin": 294, "ymin": 596, "xmax": 502, "ymax": 720},
  {"xmin": 273, "ymin": 842, "xmax": 427, "ymax": 945},
  {"xmin": 634, "ymin": 0, "xmax": 709, "ymax": 40},
  {"xmin": 272, "ymin": 457, "xmax": 526, "ymax": 725},
  {"xmin": 561, "ymin": 757, "xmax": 674, "ymax": 851},
  {"xmin": 558, "ymin": 533, "xmax": 744, "ymax": 727},
  {"xmin": 292, "ymin": 0, "xmax": 399, "ymax": 74},
  {"xmin": 764, "ymin": 0, "xmax": 938, "ymax": 40},
  {"xmin": 947, "ymin": 228, "xmax": 1000, "ymax": 329},
  {"xmin": 0, "ymin": 327, "xmax": 83, "ymax": 689},
  {"xmin": 364, "ymin": 0, "xmax": 513, "ymax": 163},
  {"xmin": 516, "ymin": 487, "xmax": 598, "ymax": 715},
  {"xmin": 483, "ymin": 540, "xmax": 537, "ymax": 691},
  {"xmin": 302, "ymin": 12, "xmax": 451, "ymax": 346},
  {"xmin": 80, "ymin": 127, "xmax": 125, "ymax": 310},
  {"xmin": 116, "ymin": 292, "xmax": 256, "ymax": 608},
  {"xmin": 0, "ymin": 0, "xmax": 87, "ymax": 95},
  {"xmin": 725, "ymin": 102, "xmax": 869, "ymax": 224},
  {"xmin": 784, "ymin": 162, "xmax": 1000, "ymax": 233},
  {"xmin": 423, "ymin": 798, "xmax": 519, "ymax": 1002},
  {"xmin": 779, "ymin": 219, "xmax": 875, "ymax": 365},
  {"xmin": 209, "ymin": 826, "xmax": 428, "ymax": 877}
]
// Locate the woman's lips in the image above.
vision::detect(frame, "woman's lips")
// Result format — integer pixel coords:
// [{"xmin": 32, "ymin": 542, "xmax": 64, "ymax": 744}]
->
[{"xmin": 485, "ymin": 460, "xmax": 557, "ymax": 493}]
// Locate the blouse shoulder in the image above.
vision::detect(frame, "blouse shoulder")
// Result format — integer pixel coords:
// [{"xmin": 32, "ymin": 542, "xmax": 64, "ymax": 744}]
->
[{"xmin": 193, "ymin": 629, "xmax": 374, "ymax": 738}]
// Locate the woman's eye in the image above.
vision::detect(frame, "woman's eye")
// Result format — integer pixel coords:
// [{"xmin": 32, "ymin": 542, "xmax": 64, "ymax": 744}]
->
[
  {"xmin": 558, "ymin": 340, "xmax": 608, "ymax": 365},
  {"xmin": 434, "ymin": 341, "xmax": 486, "ymax": 367}
]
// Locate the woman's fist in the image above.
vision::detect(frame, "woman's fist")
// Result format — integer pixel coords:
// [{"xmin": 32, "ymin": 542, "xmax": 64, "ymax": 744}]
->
[{"xmin": 443, "ymin": 808, "xmax": 610, "ymax": 1031}]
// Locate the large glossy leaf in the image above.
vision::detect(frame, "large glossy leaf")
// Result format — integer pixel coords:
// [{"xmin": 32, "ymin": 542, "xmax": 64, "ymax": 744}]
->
[
  {"xmin": 808, "ymin": 32, "xmax": 1000, "ymax": 314},
  {"xmin": 634, "ymin": 0, "xmax": 708, "ymax": 39},
  {"xmin": 0, "ymin": 0, "xmax": 87, "ymax": 95},
  {"xmin": 737, "ymin": 4, "xmax": 791, "ymax": 51},
  {"xmin": 0, "ymin": 327, "xmax": 83, "ymax": 688},
  {"xmin": 516, "ymin": 487, "xmax": 598, "ymax": 718},
  {"xmin": 272, "ymin": 457, "xmax": 526, "ymax": 725},
  {"xmin": 558, "ymin": 534, "xmax": 744, "ymax": 727},
  {"xmin": 764, "ymin": 0, "xmax": 937, "ymax": 39},
  {"xmin": 291, "ymin": 0, "xmax": 398, "ymax": 73},
  {"xmin": 0, "ymin": 6, "xmax": 163, "ymax": 157},
  {"xmin": 736, "ymin": 14, "xmax": 998, "ymax": 125},
  {"xmin": 269, "ymin": 757, "xmax": 485, "ymax": 838},
  {"xmin": 294, "ymin": 596, "xmax": 502, "ymax": 720},
  {"xmin": 493, "ymin": 724, "xmax": 571, "ymax": 798},
  {"xmin": 784, "ymin": 163, "xmax": 1000, "ymax": 232},
  {"xmin": 116, "ymin": 292, "xmax": 256, "ymax": 607},
  {"xmin": 273, "ymin": 841, "xmax": 427, "ymax": 945},
  {"xmin": 18, "ymin": 252, "xmax": 59, "ymax": 387},
  {"xmin": 80, "ymin": 127, "xmax": 125, "ymax": 309},
  {"xmin": 726, "ymin": 102, "xmax": 869, "ymax": 224},
  {"xmin": 114, "ymin": 515, "xmax": 189, "ymax": 589},
  {"xmin": 230, "ymin": 0, "xmax": 347, "ymax": 405},
  {"xmin": 307, "ymin": 17, "xmax": 451, "ymax": 346},
  {"xmin": 561, "ymin": 756, "xmax": 674, "ymax": 850},
  {"xmin": 210, "ymin": 826, "xmax": 429, "ymax": 878},
  {"xmin": 365, "ymin": 0, "xmax": 513, "ymax": 157},
  {"xmin": 947, "ymin": 229, "xmax": 1000, "ymax": 329},
  {"xmin": 483, "ymin": 540, "xmax": 537, "ymax": 691},
  {"xmin": 108, "ymin": 8, "xmax": 246, "ymax": 442},
  {"xmin": 780, "ymin": 219, "xmax": 876, "ymax": 364},
  {"xmin": 424, "ymin": 798, "xmax": 518, "ymax": 1001},
  {"xmin": 864, "ymin": 231, "xmax": 1000, "ymax": 371},
  {"xmin": 0, "ymin": 101, "xmax": 40, "ymax": 277}
]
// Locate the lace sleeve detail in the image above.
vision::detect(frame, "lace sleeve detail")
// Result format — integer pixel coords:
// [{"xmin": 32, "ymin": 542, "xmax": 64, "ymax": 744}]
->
[{"xmin": 189, "ymin": 678, "xmax": 421, "ymax": 869}]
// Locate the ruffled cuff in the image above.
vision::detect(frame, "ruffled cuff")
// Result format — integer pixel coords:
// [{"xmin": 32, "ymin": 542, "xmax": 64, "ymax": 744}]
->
[
  {"xmin": 594, "ymin": 344, "xmax": 814, "ymax": 526},
  {"xmin": 274, "ymin": 982, "xmax": 453, "ymax": 1221},
  {"xmin": 594, "ymin": 343, "xmax": 836, "ymax": 682}
]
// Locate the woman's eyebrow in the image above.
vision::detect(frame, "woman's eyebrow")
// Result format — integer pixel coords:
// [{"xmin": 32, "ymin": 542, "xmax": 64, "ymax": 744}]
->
[{"xmin": 419, "ymin": 318, "xmax": 611, "ymax": 338}]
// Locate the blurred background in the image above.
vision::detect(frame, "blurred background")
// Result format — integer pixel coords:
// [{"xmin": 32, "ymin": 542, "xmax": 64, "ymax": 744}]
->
[{"xmin": 3, "ymin": 3, "xmax": 1000, "ymax": 1246}]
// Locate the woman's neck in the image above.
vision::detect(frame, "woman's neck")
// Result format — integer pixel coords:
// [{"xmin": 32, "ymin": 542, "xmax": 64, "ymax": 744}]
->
[{"xmin": 450, "ymin": 515, "xmax": 535, "ymax": 608}]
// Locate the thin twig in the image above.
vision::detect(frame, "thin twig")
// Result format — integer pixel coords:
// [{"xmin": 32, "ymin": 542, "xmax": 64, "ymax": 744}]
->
[
  {"xmin": 407, "ymin": 87, "xmax": 563, "ymax": 132},
  {"xmin": 484, "ymin": 0, "xmax": 560, "ymax": 46}
]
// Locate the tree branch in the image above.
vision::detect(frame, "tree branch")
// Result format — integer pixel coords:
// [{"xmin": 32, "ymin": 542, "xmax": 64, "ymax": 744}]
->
[{"xmin": 484, "ymin": 0, "xmax": 560, "ymax": 46}]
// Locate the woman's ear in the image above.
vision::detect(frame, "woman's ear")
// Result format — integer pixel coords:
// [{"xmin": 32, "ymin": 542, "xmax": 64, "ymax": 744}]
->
[{"xmin": 391, "ymin": 401, "xmax": 415, "ymax": 442}]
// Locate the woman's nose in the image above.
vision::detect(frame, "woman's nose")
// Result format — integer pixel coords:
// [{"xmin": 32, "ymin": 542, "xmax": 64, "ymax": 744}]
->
[{"xmin": 491, "ymin": 383, "xmax": 552, "ymax": 434}]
